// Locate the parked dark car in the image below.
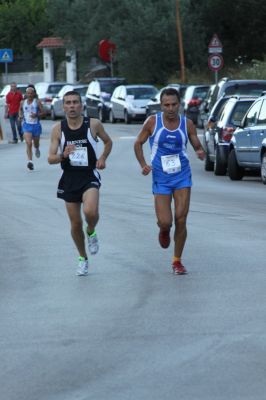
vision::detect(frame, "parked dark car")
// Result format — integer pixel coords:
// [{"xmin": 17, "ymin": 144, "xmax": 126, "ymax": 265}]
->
[
  {"xmin": 197, "ymin": 84, "xmax": 216, "ymax": 128},
  {"xmin": 110, "ymin": 84, "xmax": 158, "ymax": 123},
  {"xmin": 146, "ymin": 84, "xmax": 188, "ymax": 116},
  {"xmin": 208, "ymin": 78, "xmax": 266, "ymax": 112},
  {"xmin": 203, "ymin": 96, "xmax": 232, "ymax": 171},
  {"xmin": 85, "ymin": 77, "xmax": 126, "ymax": 122},
  {"xmin": 181, "ymin": 84, "xmax": 210, "ymax": 125},
  {"xmin": 228, "ymin": 94, "xmax": 266, "ymax": 183},
  {"xmin": 203, "ymin": 96, "xmax": 256, "ymax": 175}
]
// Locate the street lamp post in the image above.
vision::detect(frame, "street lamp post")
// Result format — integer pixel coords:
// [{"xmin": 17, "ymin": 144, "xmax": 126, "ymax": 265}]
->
[{"xmin": 176, "ymin": 0, "xmax": 186, "ymax": 83}]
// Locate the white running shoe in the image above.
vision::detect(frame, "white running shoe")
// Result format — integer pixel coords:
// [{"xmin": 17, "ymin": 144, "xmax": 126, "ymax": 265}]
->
[
  {"xmin": 76, "ymin": 257, "xmax": 89, "ymax": 276},
  {"xmin": 35, "ymin": 148, "xmax": 41, "ymax": 158},
  {"xmin": 87, "ymin": 231, "xmax": 99, "ymax": 255}
]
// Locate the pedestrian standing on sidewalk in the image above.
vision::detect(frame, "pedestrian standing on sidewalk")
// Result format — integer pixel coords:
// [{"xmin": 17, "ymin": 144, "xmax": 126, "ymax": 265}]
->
[
  {"xmin": 134, "ymin": 87, "xmax": 205, "ymax": 275},
  {"xmin": 19, "ymin": 84, "xmax": 44, "ymax": 170},
  {"xmin": 5, "ymin": 82, "xmax": 23, "ymax": 143},
  {"xmin": 48, "ymin": 90, "xmax": 112, "ymax": 276}
]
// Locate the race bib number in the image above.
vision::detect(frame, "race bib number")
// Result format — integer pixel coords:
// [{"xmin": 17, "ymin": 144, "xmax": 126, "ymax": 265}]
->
[
  {"xmin": 161, "ymin": 154, "xmax": 181, "ymax": 174},
  {"xmin": 69, "ymin": 147, "xmax": 88, "ymax": 167}
]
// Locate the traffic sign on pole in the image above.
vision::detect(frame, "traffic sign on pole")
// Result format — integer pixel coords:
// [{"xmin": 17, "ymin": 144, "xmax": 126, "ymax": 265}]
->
[
  {"xmin": 208, "ymin": 34, "xmax": 223, "ymax": 54},
  {"xmin": 0, "ymin": 49, "xmax": 13, "ymax": 63},
  {"xmin": 208, "ymin": 54, "xmax": 224, "ymax": 72}
]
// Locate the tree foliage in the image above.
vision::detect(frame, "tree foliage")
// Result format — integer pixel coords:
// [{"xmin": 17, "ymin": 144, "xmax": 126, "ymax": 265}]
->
[
  {"xmin": 0, "ymin": 0, "xmax": 51, "ymax": 66},
  {"xmin": 0, "ymin": 0, "xmax": 266, "ymax": 83}
]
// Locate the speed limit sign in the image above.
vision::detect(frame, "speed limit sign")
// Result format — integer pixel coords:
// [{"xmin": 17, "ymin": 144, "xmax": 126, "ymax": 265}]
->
[{"xmin": 208, "ymin": 54, "xmax": 224, "ymax": 71}]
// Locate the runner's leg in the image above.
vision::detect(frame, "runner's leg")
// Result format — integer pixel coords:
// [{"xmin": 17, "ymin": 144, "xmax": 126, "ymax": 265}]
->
[
  {"xmin": 82, "ymin": 188, "xmax": 99, "ymax": 232},
  {"xmin": 24, "ymin": 132, "xmax": 33, "ymax": 161},
  {"xmin": 65, "ymin": 201, "xmax": 87, "ymax": 258},
  {"xmin": 33, "ymin": 135, "xmax": 40, "ymax": 151},
  {"xmin": 173, "ymin": 188, "xmax": 191, "ymax": 258},
  {"xmin": 154, "ymin": 194, "xmax": 172, "ymax": 231}
]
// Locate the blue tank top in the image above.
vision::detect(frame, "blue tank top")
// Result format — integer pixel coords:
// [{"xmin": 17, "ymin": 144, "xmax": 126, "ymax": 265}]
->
[{"xmin": 149, "ymin": 112, "xmax": 190, "ymax": 181}]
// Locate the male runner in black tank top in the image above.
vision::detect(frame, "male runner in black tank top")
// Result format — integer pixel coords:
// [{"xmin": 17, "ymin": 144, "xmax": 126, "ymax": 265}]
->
[{"xmin": 48, "ymin": 91, "xmax": 112, "ymax": 276}]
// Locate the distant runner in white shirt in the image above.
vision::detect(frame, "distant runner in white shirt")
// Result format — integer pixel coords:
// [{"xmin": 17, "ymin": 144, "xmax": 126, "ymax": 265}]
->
[{"xmin": 19, "ymin": 85, "xmax": 44, "ymax": 170}]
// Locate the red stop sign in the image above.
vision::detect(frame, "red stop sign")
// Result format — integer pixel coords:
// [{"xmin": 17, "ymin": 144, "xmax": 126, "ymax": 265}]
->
[{"xmin": 98, "ymin": 40, "xmax": 116, "ymax": 62}]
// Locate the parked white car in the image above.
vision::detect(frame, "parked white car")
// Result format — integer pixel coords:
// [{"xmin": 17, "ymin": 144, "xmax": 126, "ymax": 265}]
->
[{"xmin": 109, "ymin": 84, "xmax": 158, "ymax": 124}]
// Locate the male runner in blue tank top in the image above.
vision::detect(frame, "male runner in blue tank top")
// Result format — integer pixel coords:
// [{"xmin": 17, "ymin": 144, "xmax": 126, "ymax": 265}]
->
[
  {"xmin": 48, "ymin": 91, "xmax": 112, "ymax": 276},
  {"xmin": 134, "ymin": 87, "xmax": 205, "ymax": 274}
]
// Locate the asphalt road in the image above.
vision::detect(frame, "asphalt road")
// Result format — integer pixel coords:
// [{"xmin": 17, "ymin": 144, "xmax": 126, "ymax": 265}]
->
[{"xmin": 1, "ymin": 119, "xmax": 266, "ymax": 400}]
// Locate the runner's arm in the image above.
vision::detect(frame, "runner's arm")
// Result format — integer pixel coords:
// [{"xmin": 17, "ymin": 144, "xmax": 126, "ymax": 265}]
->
[
  {"xmin": 37, "ymin": 99, "xmax": 45, "ymax": 119},
  {"xmin": 134, "ymin": 116, "xmax": 154, "ymax": 175},
  {"xmin": 48, "ymin": 123, "xmax": 64, "ymax": 164},
  {"xmin": 91, "ymin": 119, "xmax": 112, "ymax": 169},
  {"xmin": 186, "ymin": 118, "xmax": 205, "ymax": 160}
]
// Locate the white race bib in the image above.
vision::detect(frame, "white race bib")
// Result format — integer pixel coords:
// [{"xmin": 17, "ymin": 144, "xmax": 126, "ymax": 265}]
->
[
  {"xmin": 69, "ymin": 147, "xmax": 88, "ymax": 167},
  {"xmin": 161, "ymin": 154, "xmax": 181, "ymax": 174}
]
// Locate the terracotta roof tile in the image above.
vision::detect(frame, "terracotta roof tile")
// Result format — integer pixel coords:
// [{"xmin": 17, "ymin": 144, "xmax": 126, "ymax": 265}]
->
[{"xmin": 36, "ymin": 37, "xmax": 66, "ymax": 49}]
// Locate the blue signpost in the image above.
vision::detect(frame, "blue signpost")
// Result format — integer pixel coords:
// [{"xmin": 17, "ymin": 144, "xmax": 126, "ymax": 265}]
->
[{"xmin": 0, "ymin": 49, "xmax": 13, "ymax": 83}]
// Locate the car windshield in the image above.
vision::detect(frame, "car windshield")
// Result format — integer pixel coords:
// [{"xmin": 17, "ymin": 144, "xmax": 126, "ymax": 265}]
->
[
  {"xmin": 193, "ymin": 87, "xmax": 209, "ymax": 99},
  {"xmin": 224, "ymin": 83, "xmax": 266, "ymax": 96},
  {"xmin": 101, "ymin": 82, "xmax": 122, "ymax": 94},
  {"xmin": 74, "ymin": 86, "xmax": 88, "ymax": 96},
  {"xmin": 48, "ymin": 84, "xmax": 65, "ymax": 94},
  {"xmin": 127, "ymin": 87, "xmax": 157, "ymax": 100}
]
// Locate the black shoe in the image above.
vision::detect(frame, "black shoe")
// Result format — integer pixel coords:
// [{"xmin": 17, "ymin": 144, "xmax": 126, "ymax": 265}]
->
[
  {"xmin": 9, "ymin": 139, "xmax": 18, "ymax": 144},
  {"xmin": 19, "ymin": 135, "xmax": 24, "ymax": 142},
  {"xmin": 27, "ymin": 161, "xmax": 34, "ymax": 170}
]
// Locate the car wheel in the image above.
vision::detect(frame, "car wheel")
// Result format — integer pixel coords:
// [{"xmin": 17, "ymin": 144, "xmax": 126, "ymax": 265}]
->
[
  {"xmin": 124, "ymin": 110, "xmax": 131, "ymax": 124},
  {"xmin": 109, "ymin": 110, "xmax": 116, "ymax": 124},
  {"xmin": 214, "ymin": 146, "xmax": 227, "ymax": 175},
  {"xmin": 204, "ymin": 148, "xmax": 214, "ymax": 171},
  {"xmin": 228, "ymin": 149, "xmax": 244, "ymax": 180},
  {"xmin": 98, "ymin": 108, "xmax": 106, "ymax": 123},
  {"xmin": 51, "ymin": 107, "xmax": 56, "ymax": 121},
  {"xmin": 260, "ymin": 152, "xmax": 266, "ymax": 184}
]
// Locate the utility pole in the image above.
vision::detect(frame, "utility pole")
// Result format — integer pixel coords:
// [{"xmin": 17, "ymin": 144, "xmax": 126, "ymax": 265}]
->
[{"xmin": 176, "ymin": 0, "xmax": 186, "ymax": 83}]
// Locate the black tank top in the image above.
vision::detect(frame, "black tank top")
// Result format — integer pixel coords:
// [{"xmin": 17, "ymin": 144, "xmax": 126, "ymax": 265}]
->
[{"xmin": 60, "ymin": 117, "xmax": 98, "ymax": 171}]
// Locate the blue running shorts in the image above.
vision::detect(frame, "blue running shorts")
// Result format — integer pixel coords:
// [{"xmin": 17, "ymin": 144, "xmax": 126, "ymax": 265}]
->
[
  {"xmin": 22, "ymin": 122, "xmax": 42, "ymax": 136},
  {"xmin": 152, "ymin": 171, "xmax": 192, "ymax": 195}
]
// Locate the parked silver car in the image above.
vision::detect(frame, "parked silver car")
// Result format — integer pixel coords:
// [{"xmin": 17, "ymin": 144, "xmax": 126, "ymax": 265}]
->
[
  {"xmin": 228, "ymin": 94, "xmax": 266, "ymax": 183},
  {"xmin": 109, "ymin": 84, "xmax": 158, "ymax": 124},
  {"xmin": 50, "ymin": 84, "xmax": 88, "ymax": 120},
  {"xmin": 35, "ymin": 81, "xmax": 67, "ymax": 115}
]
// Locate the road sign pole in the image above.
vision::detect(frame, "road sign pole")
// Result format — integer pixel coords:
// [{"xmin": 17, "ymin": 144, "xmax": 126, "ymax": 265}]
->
[
  {"xmin": 5, "ymin": 62, "xmax": 8, "ymax": 84},
  {"xmin": 215, "ymin": 70, "xmax": 218, "ymax": 84}
]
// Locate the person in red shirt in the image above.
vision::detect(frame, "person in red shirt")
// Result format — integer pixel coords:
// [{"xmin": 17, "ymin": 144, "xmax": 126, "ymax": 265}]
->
[{"xmin": 5, "ymin": 82, "xmax": 24, "ymax": 143}]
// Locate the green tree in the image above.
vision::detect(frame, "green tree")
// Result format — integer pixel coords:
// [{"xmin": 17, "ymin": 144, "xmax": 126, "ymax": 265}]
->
[
  {"xmin": 0, "ymin": 0, "xmax": 51, "ymax": 69},
  {"xmin": 47, "ymin": 0, "xmax": 180, "ymax": 84},
  {"xmin": 181, "ymin": 0, "xmax": 266, "ymax": 70}
]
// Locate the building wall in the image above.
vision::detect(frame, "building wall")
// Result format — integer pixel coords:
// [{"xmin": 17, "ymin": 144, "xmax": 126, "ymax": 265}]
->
[{"xmin": 0, "ymin": 71, "xmax": 44, "ymax": 86}]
